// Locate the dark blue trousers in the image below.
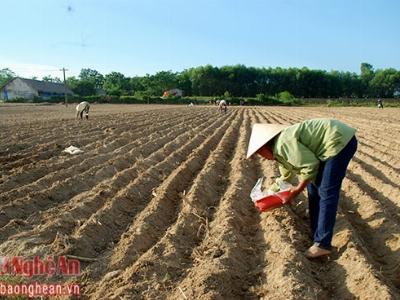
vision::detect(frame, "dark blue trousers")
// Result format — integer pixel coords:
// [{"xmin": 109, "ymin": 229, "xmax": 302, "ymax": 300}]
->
[{"xmin": 307, "ymin": 136, "xmax": 358, "ymax": 249}]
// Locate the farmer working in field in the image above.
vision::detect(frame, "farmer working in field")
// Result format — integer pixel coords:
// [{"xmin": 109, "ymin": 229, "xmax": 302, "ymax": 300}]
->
[
  {"xmin": 377, "ymin": 98, "xmax": 383, "ymax": 109},
  {"xmin": 76, "ymin": 101, "xmax": 90, "ymax": 120},
  {"xmin": 247, "ymin": 119, "xmax": 357, "ymax": 258},
  {"xmin": 218, "ymin": 99, "xmax": 227, "ymax": 113}
]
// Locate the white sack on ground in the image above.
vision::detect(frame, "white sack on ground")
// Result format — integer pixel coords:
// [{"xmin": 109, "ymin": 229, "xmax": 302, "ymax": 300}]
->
[{"xmin": 63, "ymin": 145, "xmax": 84, "ymax": 155}]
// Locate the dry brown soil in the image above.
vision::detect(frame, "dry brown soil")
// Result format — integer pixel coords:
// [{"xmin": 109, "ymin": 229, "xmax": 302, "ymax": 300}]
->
[{"xmin": 0, "ymin": 103, "xmax": 399, "ymax": 299}]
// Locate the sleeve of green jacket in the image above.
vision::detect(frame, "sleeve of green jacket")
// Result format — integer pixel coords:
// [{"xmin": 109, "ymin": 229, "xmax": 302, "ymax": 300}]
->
[
  {"xmin": 280, "ymin": 138, "xmax": 320, "ymax": 182},
  {"xmin": 267, "ymin": 166, "xmax": 292, "ymax": 192},
  {"xmin": 278, "ymin": 165, "xmax": 293, "ymax": 182}
]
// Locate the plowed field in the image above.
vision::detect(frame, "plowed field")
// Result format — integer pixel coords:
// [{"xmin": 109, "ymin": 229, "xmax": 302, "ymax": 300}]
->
[{"xmin": 0, "ymin": 104, "xmax": 399, "ymax": 299}]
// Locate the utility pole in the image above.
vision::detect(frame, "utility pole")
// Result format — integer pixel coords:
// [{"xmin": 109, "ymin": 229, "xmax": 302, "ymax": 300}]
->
[{"xmin": 61, "ymin": 67, "xmax": 69, "ymax": 107}]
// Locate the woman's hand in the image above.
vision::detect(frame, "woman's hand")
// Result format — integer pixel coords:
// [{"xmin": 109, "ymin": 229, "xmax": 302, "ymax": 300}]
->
[{"xmin": 281, "ymin": 180, "xmax": 310, "ymax": 204}]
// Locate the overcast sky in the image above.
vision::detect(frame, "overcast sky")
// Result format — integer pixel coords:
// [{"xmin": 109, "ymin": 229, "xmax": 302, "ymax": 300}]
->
[{"xmin": 1, "ymin": 0, "xmax": 399, "ymax": 79}]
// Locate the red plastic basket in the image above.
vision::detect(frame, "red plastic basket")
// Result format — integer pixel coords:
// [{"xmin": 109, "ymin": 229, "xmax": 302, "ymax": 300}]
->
[{"xmin": 254, "ymin": 190, "xmax": 290, "ymax": 212}]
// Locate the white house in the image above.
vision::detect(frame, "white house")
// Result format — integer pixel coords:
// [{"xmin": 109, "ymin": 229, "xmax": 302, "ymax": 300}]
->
[{"xmin": 0, "ymin": 77, "xmax": 73, "ymax": 100}]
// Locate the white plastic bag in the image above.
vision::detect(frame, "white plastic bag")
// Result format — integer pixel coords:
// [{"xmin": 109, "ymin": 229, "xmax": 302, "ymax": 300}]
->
[
  {"xmin": 250, "ymin": 177, "xmax": 292, "ymax": 203},
  {"xmin": 276, "ymin": 180, "xmax": 292, "ymax": 191},
  {"xmin": 63, "ymin": 145, "xmax": 84, "ymax": 155},
  {"xmin": 250, "ymin": 178, "xmax": 271, "ymax": 203}
]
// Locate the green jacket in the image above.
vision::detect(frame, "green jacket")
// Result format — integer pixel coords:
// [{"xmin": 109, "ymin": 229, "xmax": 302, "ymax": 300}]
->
[{"xmin": 272, "ymin": 118, "xmax": 356, "ymax": 183}]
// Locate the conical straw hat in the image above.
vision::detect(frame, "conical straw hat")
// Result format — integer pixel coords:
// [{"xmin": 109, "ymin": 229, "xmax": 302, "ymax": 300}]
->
[{"xmin": 246, "ymin": 123, "xmax": 289, "ymax": 158}]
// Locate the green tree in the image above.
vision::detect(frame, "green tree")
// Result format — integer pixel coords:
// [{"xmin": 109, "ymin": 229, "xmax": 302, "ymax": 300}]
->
[
  {"xmin": 176, "ymin": 72, "xmax": 192, "ymax": 96},
  {"xmin": 360, "ymin": 63, "xmax": 374, "ymax": 96},
  {"xmin": 0, "ymin": 68, "xmax": 16, "ymax": 86},
  {"xmin": 256, "ymin": 93, "xmax": 267, "ymax": 102},
  {"xmin": 67, "ymin": 76, "xmax": 96, "ymax": 96},
  {"xmin": 187, "ymin": 65, "xmax": 222, "ymax": 96},
  {"xmin": 128, "ymin": 77, "xmax": 146, "ymax": 93},
  {"xmin": 28, "ymin": 63, "xmax": 400, "ymax": 100},
  {"xmin": 277, "ymin": 90, "xmax": 295, "ymax": 101},
  {"xmin": 147, "ymin": 71, "xmax": 178, "ymax": 96},
  {"xmin": 42, "ymin": 75, "xmax": 62, "ymax": 83},
  {"xmin": 360, "ymin": 63, "xmax": 374, "ymax": 82},
  {"xmin": 79, "ymin": 68, "xmax": 104, "ymax": 89},
  {"xmin": 370, "ymin": 69, "xmax": 400, "ymax": 97},
  {"xmin": 104, "ymin": 72, "xmax": 129, "ymax": 96}
]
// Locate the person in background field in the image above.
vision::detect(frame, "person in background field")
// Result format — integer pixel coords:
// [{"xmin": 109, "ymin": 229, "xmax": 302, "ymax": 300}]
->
[
  {"xmin": 247, "ymin": 119, "xmax": 357, "ymax": 258},
  {"xmin": 76, "ymin": 101, "xmax": 90, "ymax": 120},
  {"xmin": 377, "ymin": 98, "xmax": 383, "ymax": 109},
  {"xmin": 218, "ymin": 99, "xmax": 227, "ymax": 113}
]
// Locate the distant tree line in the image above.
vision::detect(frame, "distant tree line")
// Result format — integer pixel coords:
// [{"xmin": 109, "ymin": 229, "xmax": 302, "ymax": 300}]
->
[{"xmin": 1, "ymin": 63, "xmax": 399, "ymax": 99}]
